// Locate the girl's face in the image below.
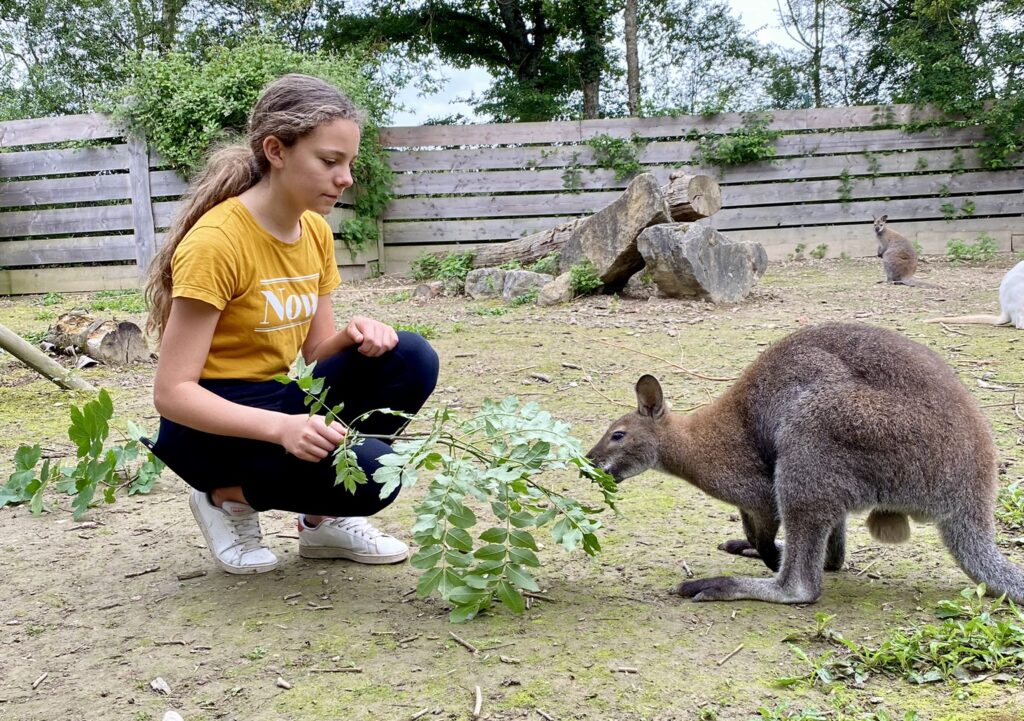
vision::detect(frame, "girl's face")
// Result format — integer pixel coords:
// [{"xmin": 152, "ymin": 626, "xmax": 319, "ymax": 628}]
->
[{"xmin": 273, "ymin": 118, "xmax": 361, "ymax": 215}]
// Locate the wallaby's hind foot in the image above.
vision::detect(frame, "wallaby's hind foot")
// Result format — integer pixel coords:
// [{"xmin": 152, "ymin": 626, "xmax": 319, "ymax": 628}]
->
[
  {"xmin": 718, "ymin": 539, "xmax": 783, "ymax": 566},
  {"xmin": 867, "ymin": 510, "xmax": 911, "ymax": 543},
  {"xmin": 669, "ymin": 575, "xmax": 821, "ymax": 604}
]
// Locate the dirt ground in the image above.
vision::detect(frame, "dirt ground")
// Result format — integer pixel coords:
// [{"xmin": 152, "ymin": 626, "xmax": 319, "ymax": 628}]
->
[{"xmin": 2, "ymin": 255, "xmax": 1024, "ymax": 721}]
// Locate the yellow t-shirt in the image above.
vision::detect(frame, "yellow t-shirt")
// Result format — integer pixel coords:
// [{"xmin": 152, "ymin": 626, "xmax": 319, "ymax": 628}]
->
[{"xmin": 171, "ymin": 197, "xmax": 341, "ymax": 380}]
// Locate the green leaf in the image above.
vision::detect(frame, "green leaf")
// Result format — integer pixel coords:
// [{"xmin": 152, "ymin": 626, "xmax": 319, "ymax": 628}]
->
[
  {"xmin": 447, "ymin": 586, "xmax": 490, "ymax": 607},
  {"xmin": 505, "ymin": 564, "xmax": 540, "ymax": 592},
  {"xmin": 437, "ymin": 568, "xmax": 462, "ymax": 597},
  {"xmin": 508, "ymin": 511, "xmax": 535, "ymax": 528},
  {"xmin": 416, "ymin": 567, "xmax": 443, "ymax": 597},
  {"xmin": 449, "ymin": 603, "xmax": 481, "ymax": 624},
  {"xmin": 496, "ymin": 579, "xmax": 525, "ymax": 613},
  {"xmin": 473, "ymin": 544, "xmax": 507, "ymax": 561},
  {"xmin": 444, "ymin": 550, "xmax": 475, "ymax": 568},
  {"xmin": 14, "ymin": 444, "xmax": 42, "ymax": 471},
  {"xmin": 478, "ymin": 527, "xmax": 508, "ymax": 543},
  {"xmin": 508, "ymin": 529, "xmax": 538, "ymax": 550},
  {"xmin": 446, "ymin": 504, "xmax": 477, "ymax": 529},
  {"xmin": 508, "ymin": 547, "xmax": 541, "ymax": 567},
  {"xmin": 445, "ymin": 527, "xmax": 473, "ymax": 552},
  {"xmin": 410, "ymin": 544, "xmax": 443, "ymax": 570}
]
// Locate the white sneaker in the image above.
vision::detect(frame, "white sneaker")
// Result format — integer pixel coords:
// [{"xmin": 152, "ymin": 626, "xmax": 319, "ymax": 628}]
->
[
  {"xmin": 298, "ymin": 516, "xmax": 410, "ymax": 564},
  {"xmin": 189, "ymin": 490, "xmax": 278, "ymax": 574}
]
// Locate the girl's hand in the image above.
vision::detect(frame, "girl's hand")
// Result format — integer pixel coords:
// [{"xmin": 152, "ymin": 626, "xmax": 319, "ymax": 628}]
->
[
  {"xmin": 278, "ymin": 414, "xmax": 347, "ymax": 462},
  {"xmin": 344, "ymin": 315, "xmax": 399, "ymax": 357}
]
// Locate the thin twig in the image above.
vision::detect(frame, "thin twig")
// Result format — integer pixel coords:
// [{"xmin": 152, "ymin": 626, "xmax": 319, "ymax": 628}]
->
[
  {"xmin": 940, "ymin": 322, "xmax": 968, "ymax": 336},
  {"xmin": 472, "ymin": 685, "xmax": 482, "ymax": 718},
  {"xmin": 681, "ymin": 561, "xmax": 694, "ymax": 579},
  {"xmin": 614, "ymin": 666, "xmax": 639, "ymax": 674},
  {"xmin": 408, "ymin": 709, "xmax": 431, "ymax": 721},
  {"xmin": 308, "ymin": 667, "xmax": 363, "ymax": 673},
  {"xmin": 538, "ymin": 710, "xmax": 555, "ymax": 721},
  {"xmin": 595, "ymin": 339, "xmax": 738, "ymax": 382},
  {"xmin": 854, "ymin": 559, "xmax": 877, "ymax": 577},
  {"xmin": 449, "ymin": 631, "xmax": 478, "ymax": 654},
  {"xmin": 31, "ymin": 672, "xmax": 48, "ymax": 690},
  {"xmin": 582, "ymin": 377, "xmax": 632, "ymax": 408},
  {"xmin": 124, "ymin": 565, "xmax": 160, "ymax": 579},
  {"xmin": 717, "ymin": 644, "xmax": 744, "ymax": 666}
]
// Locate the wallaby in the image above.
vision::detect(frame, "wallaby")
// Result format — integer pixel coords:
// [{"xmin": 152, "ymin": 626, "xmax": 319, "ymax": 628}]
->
[
  {"xmin": 587, "ymin": 322, "xmax": 1024, "ymax": 604},
  {"xmin": 873, "ymin": 215, "xmax": 937, "ymax": 288},
  {"xmin": 925, "ymin": 260, "xmax": 1024, "ymax": 328}
]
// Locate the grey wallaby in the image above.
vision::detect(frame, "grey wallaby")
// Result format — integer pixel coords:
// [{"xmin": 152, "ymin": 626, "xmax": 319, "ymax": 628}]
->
[
  {"xmin": 587, "ymin": 322, "xmax": 1024, "ymax": 604},
  {"xmin": 873, "ymin": 215, "xmax": 937, "ymax": 288}
]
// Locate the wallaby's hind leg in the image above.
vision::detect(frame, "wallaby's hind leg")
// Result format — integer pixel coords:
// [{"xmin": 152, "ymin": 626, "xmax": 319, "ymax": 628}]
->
[
  {"xmin": 824, "ymin": 517, "xmax": 846, "ymax": 572},
  {"xmin": 672, "ymin": 512, "xmax": 832, "ymax": 603},
  {"xmin": 938, "ymin": 507, "xmax": 1024, "ymax": 604},
  {"xmin": 718, "ymin": 510, "xmax": 782, "ymax": 571}
]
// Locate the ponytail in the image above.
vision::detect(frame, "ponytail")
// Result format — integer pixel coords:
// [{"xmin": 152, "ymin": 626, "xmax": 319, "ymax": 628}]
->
[{"xmin": 145, "ymin": 145, "xmax": 259, "ymax": 344}]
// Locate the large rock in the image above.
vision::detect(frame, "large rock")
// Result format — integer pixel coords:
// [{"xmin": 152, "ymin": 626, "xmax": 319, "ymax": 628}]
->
[
  {"xmin": 558, "ymin": 173, "xmax": 671, "ymax": 290},
  {"xmin": 537, "ymin": 273, "xmax": 575, "ymax": 306},
  {"xmin": 637, "ymin": 223, "xmax": 767, "ymax": 303},
  {"xmin": 503, "ymin": 270, "xmax": 554, "ymax": 302},
  {"xmin": 464, "ymin": 268, "xmax": 506, "ymax": 299}
]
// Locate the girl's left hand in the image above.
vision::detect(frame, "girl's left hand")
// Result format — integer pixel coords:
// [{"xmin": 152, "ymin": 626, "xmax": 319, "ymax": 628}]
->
[{"xmin": 344, "ymin": 315, "xmax": 399, "ymax": 357}]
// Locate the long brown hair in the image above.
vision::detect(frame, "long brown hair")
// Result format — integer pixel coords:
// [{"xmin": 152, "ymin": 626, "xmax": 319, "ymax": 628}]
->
[{"xmin": 145, "ymin": 73, "xmax": 365, "ymax": 343}]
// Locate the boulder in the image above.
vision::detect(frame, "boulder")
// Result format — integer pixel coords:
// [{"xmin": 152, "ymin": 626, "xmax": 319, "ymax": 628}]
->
[
  {"xmin": 464, "ymin": 268, "xmax": 506, "ymax": 299},
  {"xmin": 537, "ymin": 273, "xmax": 575, "ymax": 306},
  {"xmin": 503, "ymin": 270, "xmax": 554, "ymax": 302},
  {"xmin": 637, "ymin": 223, "xmax": 767, "ymax": 303},
  {"xmin": 412, "ymin": 281, "xmax": 444, "ymax": 300}
]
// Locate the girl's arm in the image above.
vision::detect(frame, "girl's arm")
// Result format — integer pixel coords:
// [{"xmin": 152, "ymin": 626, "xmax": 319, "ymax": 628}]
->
[
  {"xmin": 153, "ymin": 297, "xmax": 345, "ymax": 462},
  {"xmin": 301, "ymin": 293, "xmax": 398, "ymax": 362}
]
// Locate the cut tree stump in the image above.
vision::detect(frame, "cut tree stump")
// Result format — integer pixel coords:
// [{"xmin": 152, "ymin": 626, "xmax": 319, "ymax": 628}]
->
[
  {"xmin": 46, "ymin": 311, "xmax": 152, "ymax": 365},
  {"xmin": 660, "ymin": 172, "xmax": 722, "ymax": 221},
  {"xmin": 0, "ymin": 322, "xmax": 97, "ymax": 391}
]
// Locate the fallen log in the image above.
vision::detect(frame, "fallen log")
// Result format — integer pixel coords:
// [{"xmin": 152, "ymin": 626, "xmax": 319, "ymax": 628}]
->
[
  {"xmin": 0, "ymin": 322, "xmax": 97, "ymax": 391},
  {"xmin": 660, "ymin": 172, "xmax": 722, "ymax": 221},
  {"xmin": 46, "ymin": 311, "xmax": 152, "ymax": 365}
]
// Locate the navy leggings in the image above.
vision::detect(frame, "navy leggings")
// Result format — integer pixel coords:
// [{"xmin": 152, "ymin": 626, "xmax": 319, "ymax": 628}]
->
[{"xmin": 150, "ymin": 332, "xmax": 439, "ymax": 516}]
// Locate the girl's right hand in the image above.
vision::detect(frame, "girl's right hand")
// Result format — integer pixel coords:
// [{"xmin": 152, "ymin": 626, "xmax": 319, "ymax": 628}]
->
[{"xmin": 278, "ymin": 414, "xmax": 347, "ymax": 462}]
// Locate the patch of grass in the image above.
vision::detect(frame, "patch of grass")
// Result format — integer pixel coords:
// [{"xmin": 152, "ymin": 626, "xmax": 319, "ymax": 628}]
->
[
  {"xmin": 472, "ymin": 306, "xmax": 509, "ymax": 317},
  {"xmin": 509, "ymin": 288, "xmax": 539, "ymax": 306},
  {"xmin": 40, "ymin": 292, "xmax": 63, "ymax": 307},
  {"xmin": 528, "ymin": 252, "xmax": 560, "ymax": 276},
  {"xmin": 947, "ymin": 234, "xmax": 998, "ymax": 263},
  {"xmin": 409, "ymin": 251, "xmax": 441, "ymax": 281},
  {"xmin": 34, "ymin": 310, "xmax": 56, "ymax": 321},
  {"xmin": 810, "ymin": 244, "xmax": 828, "ymax": 260},
  {"xmin": 89, "ymin": 289, "xmax": 147, "ymax": 314},
  {"xmin": 996, "ymin": 481, "xmax": 1024, "ymax": 531},
  {"xmin": 380, "ymin": 290, "xmax": 412, "ymax": 304},
  {"xmin": 779, "ymin": 587, "xmax": 1024, "ymax": 688},
  {"xmin": 244, "ymin": 645, "xmax": 268, "ymax": 660},
  {"xmin": 394, "ymin": 322, "xmax": 438, "ymax": 339}
]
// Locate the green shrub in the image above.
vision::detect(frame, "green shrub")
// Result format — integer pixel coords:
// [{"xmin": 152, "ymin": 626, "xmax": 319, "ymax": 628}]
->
[
  {"xmin": 437, "ymin": 251, "xmax": 476, "ymax": 285},
  {"xmin": 809, "ymin": 244, "xmax": 828, "ymax": 260},
  {"xmin": 947, "ymin": 233, "xmax": 998, "ymax": 263},
  {"xmin": 409, "ymin": 252, "xmax": 442, "ymax": 281},
  {"xmin": 584, "ymin": 133, "xmax": 646, "ymax": 181},
  {"xmin": 569, "ymin": 260, "xmax": 602, "ymax": 295},
  {"xmin": 691, "ymin": 113, "xmax": 781, "ymax": 168},
  {"xmin": 509, "ymin": 288, "xmax": 539, "ymax": 306},
  {"xmin": 527, "ymin": 253, "xmax": 560, "ymax": 276}
]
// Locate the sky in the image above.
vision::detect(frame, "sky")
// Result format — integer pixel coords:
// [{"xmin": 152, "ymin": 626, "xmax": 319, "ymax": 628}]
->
[{"xmin": 389, "ymin": 1, "xmax": 793, "ymax": 126}]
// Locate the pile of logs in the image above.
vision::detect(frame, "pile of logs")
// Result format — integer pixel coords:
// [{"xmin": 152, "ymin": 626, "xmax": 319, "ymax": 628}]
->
[{"xmin": 467, "ymin": 172, "xmax": 767, "ymax": 304}]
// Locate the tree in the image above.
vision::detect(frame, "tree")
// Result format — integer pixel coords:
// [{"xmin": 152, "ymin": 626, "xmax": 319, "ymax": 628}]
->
[
  {"xmin": 322, "ymin": 1, "xmax": 618, "ymax": 122},
  {"xmin": 624, "ymin": 0, "xmax": 639, "ymax": 116}
]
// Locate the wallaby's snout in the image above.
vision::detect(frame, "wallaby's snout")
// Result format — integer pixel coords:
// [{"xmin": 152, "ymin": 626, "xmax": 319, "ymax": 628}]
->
[{"xmin": 587, "ymin": 374, "xmax": 667, "ymax": 482}]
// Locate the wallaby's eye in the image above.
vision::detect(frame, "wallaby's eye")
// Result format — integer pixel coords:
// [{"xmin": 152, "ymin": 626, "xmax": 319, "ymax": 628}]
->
[{"xmin": 610, "ymin": 431, "xmax": 626, "ymax": 442}]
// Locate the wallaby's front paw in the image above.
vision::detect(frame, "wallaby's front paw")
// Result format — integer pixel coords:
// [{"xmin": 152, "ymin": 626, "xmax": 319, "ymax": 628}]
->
[
  {"xmin": 669, "ymin": 577, "xmax": 738, "ymax": 601},
  {"xmin": 718, "ymin": 539, "xmax": 755, "ymax": 556}
]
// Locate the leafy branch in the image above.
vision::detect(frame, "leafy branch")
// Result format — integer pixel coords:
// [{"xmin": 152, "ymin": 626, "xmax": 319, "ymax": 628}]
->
[{"xmin": 277, "ymin": 359, "xmax": 618, "ymax": 622}]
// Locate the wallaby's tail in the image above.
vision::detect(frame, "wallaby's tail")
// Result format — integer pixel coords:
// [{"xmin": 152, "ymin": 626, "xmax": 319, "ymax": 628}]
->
[
  {"xmin": 899, "ymin": 278, "xmax": 941, "ymax": 289},
  {"xmin": 866, "ymin": 510, "xmax": 911, "ymax": 543},
  {"xmin": 939, "ymin": 512, "xmax": 1024, "ymax": 604},
  {"xmin": 923, "ymin": 314, "xmax": 1003, "ymax": 325}
]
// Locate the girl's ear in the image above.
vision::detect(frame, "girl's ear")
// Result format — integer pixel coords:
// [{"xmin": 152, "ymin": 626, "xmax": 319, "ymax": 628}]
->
[{"xmin": 263, "ymin": 135, "xmax": 286, "ymax": 169}]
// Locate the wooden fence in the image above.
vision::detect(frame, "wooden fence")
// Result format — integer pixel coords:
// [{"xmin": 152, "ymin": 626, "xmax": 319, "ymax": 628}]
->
[
  {"xmin": 1, "ymin": 104, "xmax": 1023, "ymax": 293},
  {"xmin": 379, "ymin": 104, "xmax": 1024, "ymax": 273},
  {"xmin": 0, "ymin": 114, "xmax": 368, "ymax": 295}
]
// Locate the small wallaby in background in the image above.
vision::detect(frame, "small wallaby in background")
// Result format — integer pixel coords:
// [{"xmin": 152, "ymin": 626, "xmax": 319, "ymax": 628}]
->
[
  {"xmin": 873, "ymin": 214, "xmax": 937, "ymax": 288},
  {"xmin": 925, "ymin": 260, "xmax": 1024, "ymax": 328},
  {"xmin": 587, "ymin": 322, "xmax": 1024, "ymax": 604}
]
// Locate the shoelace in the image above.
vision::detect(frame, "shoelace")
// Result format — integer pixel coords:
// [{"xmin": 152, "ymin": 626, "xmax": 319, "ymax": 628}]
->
[
  {"xmin": 324, "ymin": 517, "xmax": 384, "ymax": 539},
  {"xmin": 224, "ymin": 513, "xmax": 268, "ymax": 554}
]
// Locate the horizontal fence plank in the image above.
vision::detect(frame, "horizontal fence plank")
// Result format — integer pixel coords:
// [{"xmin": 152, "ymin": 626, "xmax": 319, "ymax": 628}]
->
[
  {"xmin": 0, "ymin": 204, "xmax": 134, "ymax": 238},
  {"xmin": 0, "ymin": 263, "xmax": 140, "ymax": 295},
  {"xmin": 386, "ymin": 126, "xmax": 987, "ymax": 173},
  {"xmin": 380, "ymin": 104, "xmax": 944, "ymax": 147},
  {"xmin": 149, "ymin": 169, "xmax": 188, "ymax": 197},
  {"xmin": 0, "ymin": 173, "xmax": 131, "ymax": 208},
  {"xmin": 383, "ymin": 216, "xmax": 580, "ymax": 244},
  {"xmin": 384, "ymin": 191, "xmax": 622, "ymax": 221},
  {"xmin": 0, "ymin": 144, "xmax": 129, "ymax": 178},
  {"xmin": 713, "ymin": 193, "xmax": 1024, "ymax": 230},
  {"xmin": 0, "ymin": 113, "xmax": 123, "ymax": 148},
  {"xmin": 724, "ymin": 170, "xmax": 1024, "ymax": 207},
  {"xmin": 0, "ymin": 234, "xmax": 137, "ymax": 266}
]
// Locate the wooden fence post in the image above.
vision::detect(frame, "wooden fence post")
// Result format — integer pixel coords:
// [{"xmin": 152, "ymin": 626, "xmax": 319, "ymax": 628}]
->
[{"xmin": 126, "ymin": 132, "xmax": 157, "ymax": 280}]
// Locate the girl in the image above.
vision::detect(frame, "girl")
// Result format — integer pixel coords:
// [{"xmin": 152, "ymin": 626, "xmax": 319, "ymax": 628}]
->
[{"xmin": 146, "ymin": 74, "xmax": 439, "ymax": 575}]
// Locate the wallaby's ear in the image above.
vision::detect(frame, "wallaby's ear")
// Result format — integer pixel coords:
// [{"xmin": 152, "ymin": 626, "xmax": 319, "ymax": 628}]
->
[
  {"xmin": 880, "ymin": 214, "xmax": 888, "ymax": 223},
  {"xmin": 636, "ymin": 374, "xmax": 665, "ymax": 418}
]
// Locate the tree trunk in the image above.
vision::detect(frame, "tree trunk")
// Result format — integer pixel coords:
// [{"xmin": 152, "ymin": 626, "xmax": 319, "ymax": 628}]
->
[
  {"xmin": 0, "ymin": 322, "xmax": 97, "ymax": 392},
  {"xmin": 661, "ymin": 173, "xmax": 723, "ymax": 221},
  {"xmin": 625, "ymin": 0, "xmax": 640, "ymax": 116},
  {"xmin": 471, "ymin": 219, "xmax": 584, "ymax": 269},
  {"xmin": 46, "ymin": 311, "xmax": 152, "ymax": 365}
]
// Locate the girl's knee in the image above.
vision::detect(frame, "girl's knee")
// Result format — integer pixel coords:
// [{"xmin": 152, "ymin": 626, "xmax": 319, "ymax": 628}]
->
[{"xmin": 396, "ymin": 331, "xmax": 440, "ymax": 385}]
